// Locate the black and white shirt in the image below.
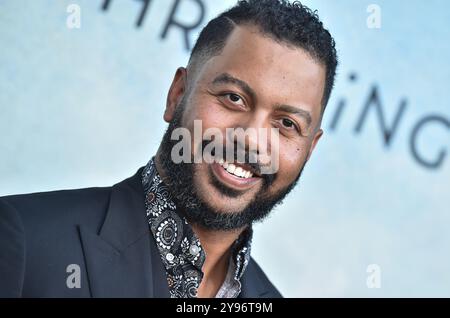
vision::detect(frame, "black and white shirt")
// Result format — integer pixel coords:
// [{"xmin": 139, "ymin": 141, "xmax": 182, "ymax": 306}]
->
[{"xmin": 141, "ymin": 158, "xmax": 252, "ymax": 298}]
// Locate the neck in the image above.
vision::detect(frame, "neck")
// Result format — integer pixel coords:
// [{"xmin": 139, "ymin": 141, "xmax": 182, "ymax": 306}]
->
[
  {"xmin": 192, "ymin": 223, "xmax": 246, "ymax": 298},
  {"xmin": 193, "ymin": 224, "xmax": 245, "ymax": 276}
]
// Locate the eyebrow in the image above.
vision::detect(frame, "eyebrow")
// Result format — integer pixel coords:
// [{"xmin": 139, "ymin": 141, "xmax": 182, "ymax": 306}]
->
[
  {"xmin": 212, "ymin": 72, "xmax": 312, "ymax": 128},
  {"xmin": 274, "ymin": 104, "xmax": 312, "ymax": 127},
  {"xmin": 212, "ymin": 73, "xmax": 257, "ymax": 102}
]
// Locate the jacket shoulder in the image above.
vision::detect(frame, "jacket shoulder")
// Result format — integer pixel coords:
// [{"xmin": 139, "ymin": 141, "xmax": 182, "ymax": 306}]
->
[
  {"xmin": 0, "ymin": 186, "xmax": 113, "ymax": 297},
  {"xmin": 0, "ymin": 199, "xmax": 25, "ymax": 297},
  {"xmin": 1, "ymin": 186, "xmax": 111, "ymax": 230}
]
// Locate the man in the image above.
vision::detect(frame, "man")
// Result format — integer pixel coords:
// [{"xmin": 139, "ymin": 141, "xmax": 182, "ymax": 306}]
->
[{"xmin": 0, "ymin": 0, "xmax": 337, "ymax": 298}]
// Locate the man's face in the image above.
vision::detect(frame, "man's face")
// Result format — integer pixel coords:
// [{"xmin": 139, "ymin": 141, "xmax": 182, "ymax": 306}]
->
[{"xmin": 159, "ymin": 25, "xmax": 325, "ymax": 229}]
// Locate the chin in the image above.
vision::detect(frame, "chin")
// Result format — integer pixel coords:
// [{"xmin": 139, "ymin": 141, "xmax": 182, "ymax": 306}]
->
[
  {"xmin": 193, "ymin": 181, "xmax": 249, "ymax": 215},
  {"xmin": 201, "ymin": 188, "xmax": 246, "ymax": 213}
]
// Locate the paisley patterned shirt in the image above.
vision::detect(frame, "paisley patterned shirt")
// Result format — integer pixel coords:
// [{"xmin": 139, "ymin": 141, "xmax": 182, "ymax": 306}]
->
[{"xmin": 141, "ymin": 158, "xmax": 252, "ymax": 298}]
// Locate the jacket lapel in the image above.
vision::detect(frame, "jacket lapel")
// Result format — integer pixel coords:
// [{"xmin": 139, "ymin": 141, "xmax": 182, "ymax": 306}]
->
[
  {"xmin": 77, "ymin": 167, "xmax": 275, "ymax": 298},
  {"xmin": 238, "ymin": 260, "xmax": 273, "ymax": 298},
  {"xmin": 78, "ymin": 168, "xmax": 155, "ymax": 297}
]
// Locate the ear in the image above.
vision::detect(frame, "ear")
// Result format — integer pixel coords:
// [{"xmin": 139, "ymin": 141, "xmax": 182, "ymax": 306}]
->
[
  {"xmin": 164, "ymin": 67, "xmax": 187, "ymax": 123},
  {"xmin": 306, "ymin": 128, "xmax": 323, "ymax": 162}
]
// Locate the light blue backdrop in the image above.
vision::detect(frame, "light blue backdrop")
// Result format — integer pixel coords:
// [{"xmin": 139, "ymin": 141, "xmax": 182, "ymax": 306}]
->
[{"xmin": 1, "ymin": 0, "xmax": 449, "ymax": 297}]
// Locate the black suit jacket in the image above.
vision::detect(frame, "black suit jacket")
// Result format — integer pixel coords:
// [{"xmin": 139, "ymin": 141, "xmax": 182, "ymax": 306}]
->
[{"xmin": 0, "ymin": 168, "xmax": 282, "ymax": 298}]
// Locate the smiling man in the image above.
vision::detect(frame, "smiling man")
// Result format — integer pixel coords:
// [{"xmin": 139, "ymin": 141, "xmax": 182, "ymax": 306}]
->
[{"xmin": 0, "ymin": 0, "xmax": 337, "ymax": 298}]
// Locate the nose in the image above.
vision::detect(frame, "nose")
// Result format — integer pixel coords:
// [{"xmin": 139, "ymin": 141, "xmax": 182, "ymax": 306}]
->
[{"xmin": 229, "ymin": 110, "xmax": 274, "ymax": 161}]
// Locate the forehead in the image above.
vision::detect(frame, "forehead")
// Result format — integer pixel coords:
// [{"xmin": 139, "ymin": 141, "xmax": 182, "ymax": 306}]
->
[{"xmin": 195, "ymin": 25, "xmax": 326, "ymax": 118}]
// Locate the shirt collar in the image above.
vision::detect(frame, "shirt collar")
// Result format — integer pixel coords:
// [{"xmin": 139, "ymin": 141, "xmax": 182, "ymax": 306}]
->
[{"xmin": 141, "ymin": 158, "xmax": 252, "ymax": 298}]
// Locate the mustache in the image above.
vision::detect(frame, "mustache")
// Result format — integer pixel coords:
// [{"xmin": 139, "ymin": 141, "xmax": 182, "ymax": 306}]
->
[{"xmin": 198, "ymin": 139, "xmax": 277, "ymax": 185}]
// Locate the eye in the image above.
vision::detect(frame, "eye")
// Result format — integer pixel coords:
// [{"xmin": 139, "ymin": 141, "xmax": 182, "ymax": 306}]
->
[
  {"xmin": 276, "ymin": 118, "xmax": 301, "ymax": 135},
  {"xmin": 225, "ymin": 93, "xmax": 245, "ymax": 106},
  {"xmin": 281, "ymin": 118, "xmax": 296, "ymax": 130}
]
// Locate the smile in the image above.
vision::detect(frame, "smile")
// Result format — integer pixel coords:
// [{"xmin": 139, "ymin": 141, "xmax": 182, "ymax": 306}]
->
[
  {"xmin": 210, "ymin": 158, "xmax": 261, "ymax": 191},
  {"xmin": 217, "ymin": 158, "xmax": 254, "ymax": 179}
]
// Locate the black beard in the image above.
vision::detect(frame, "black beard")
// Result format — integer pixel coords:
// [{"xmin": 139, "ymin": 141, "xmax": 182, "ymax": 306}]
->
[{"xmin": 157, "ymin": 102, "xmax": 305, "ymax": 231}]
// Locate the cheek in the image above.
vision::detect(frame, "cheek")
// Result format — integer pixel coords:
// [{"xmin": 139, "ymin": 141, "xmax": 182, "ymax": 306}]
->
[
  {"xmin": 277, "ymin": 140, "xmax": 308, "ymax": 182},
  {"xmin": 185, "ymin": 96, "xmax": 231, "ymax": 133},
  {"xmin": 182, "ymin": 98, "xmax": 235, "ymax": 159},
  {"xmin": 200, "ymin": 98, "xmax": 238, "ymax": 131}
]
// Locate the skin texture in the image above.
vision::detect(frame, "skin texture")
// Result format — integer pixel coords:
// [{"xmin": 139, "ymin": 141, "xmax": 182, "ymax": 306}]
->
[{"xmin": 156, "ymin": 25, "xmax": 326, "ymax": 297}]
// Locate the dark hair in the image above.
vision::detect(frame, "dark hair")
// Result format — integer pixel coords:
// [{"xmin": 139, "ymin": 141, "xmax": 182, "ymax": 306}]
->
[{"xmin": 189, "ymin": 0, "xmax": 338, "ymax": 113}]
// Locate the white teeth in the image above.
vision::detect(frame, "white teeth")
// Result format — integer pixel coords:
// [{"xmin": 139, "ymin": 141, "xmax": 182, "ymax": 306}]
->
[
  {"xmin": 226, "ymin": 164, "xmax": 236, "ymax": 174},
  {"xmin": 235, "ymin": 167, "xmax": 243, "ymax": 177},
  {"xmin": 217, "ymin": 158, "xmax": 253, "ymax": 179}
]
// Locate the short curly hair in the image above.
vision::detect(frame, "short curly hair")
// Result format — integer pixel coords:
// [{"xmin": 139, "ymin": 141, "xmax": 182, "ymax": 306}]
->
[{"xmin": 189, "ymin": 0, "xmax": 338, "ymax": 114}]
